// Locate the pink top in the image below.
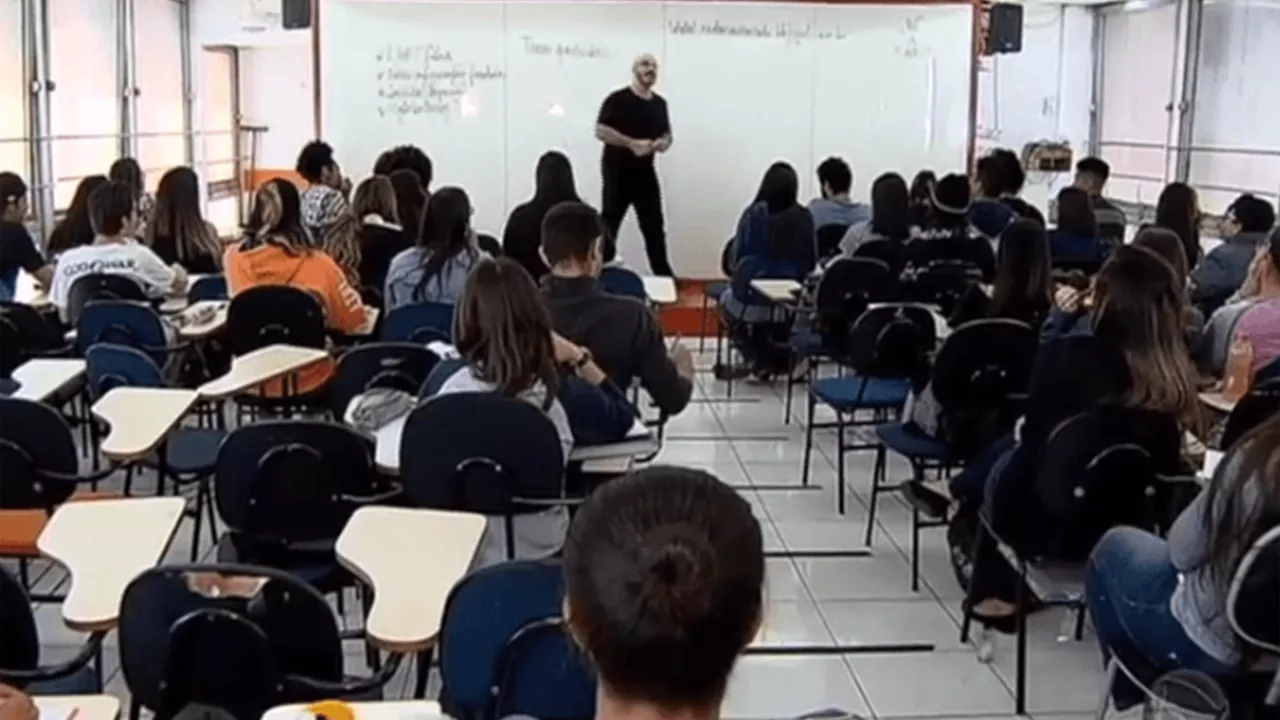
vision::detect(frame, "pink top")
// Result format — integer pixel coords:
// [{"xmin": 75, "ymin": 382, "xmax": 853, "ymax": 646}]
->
[{"xmin": 1235, "ymin": 296, "xmax": 1280, "ymax": 374}]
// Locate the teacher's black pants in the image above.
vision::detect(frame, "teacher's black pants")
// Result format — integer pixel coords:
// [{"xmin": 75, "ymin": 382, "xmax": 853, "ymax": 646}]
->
[{"xmin": 601, "ymin": 166, "xmax": 674, "ymax": 277}]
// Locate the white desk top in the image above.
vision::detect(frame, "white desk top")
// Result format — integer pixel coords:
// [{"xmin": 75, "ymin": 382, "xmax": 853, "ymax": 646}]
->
[
  {"xmin": 336, "ymin": 507, "xmax": 485, "ymax": 652},
  {"xmin": 38, "ymin": 497, "xmax": 185, "ymax": 632},
  {"xmin": 92, "ymin": 387, "xmax": 200, "ymax": 462},
  {"xmin": 197, "ymin": 344, "xmax": 330, "ymax": 399},
  {"xmin": 10, "ymin": 358, "xmax": 86, "ymax": 402},
  {"xmin": 750, "ymin": 279, "xmax": 802, "ymax": 302},
  {"xmin": 372, "ymin": 413, "xmax": 656, "ymax": 475},
  {"xmin": 263, "ymin": 701, "xmax": 445, "ymax": 720},
  {"xmin": 642, "ymin": 276, "xmax": 678, "ymax": 304},
  {"xmin": 1199, "ymin": 391, "xmax": 1236, "ymax": 414},
  {"xmin": 177, "ymin": 300, "xmax": 229, "ymax": 339},
  {"xmin": 34, "ymin": 694, "xmax": 121, "ymax": 720}
]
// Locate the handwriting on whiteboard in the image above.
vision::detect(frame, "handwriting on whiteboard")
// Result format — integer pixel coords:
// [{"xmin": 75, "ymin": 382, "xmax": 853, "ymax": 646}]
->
[
  {"xmin": 667, "ymin": 19, "xmax": 848, "ymax": 45},
  {"xmin": 521, "ymin": 35, "xmax": 608, "ymax": 61},
  {"xmin": 373, "ymin": 43, "xmax": 505, "ymax": 121}
]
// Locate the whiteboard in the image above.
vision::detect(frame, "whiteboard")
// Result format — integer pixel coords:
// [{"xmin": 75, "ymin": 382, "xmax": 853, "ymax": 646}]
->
[{"xmin": 320, "ymin": 0, "xmax": 973, "ymax": 277}]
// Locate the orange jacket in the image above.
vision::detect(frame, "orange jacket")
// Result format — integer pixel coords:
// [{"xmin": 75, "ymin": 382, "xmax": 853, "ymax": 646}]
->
[{"xmin": 223, "ymin": 241, "xmax": 367, "ymax": 395}]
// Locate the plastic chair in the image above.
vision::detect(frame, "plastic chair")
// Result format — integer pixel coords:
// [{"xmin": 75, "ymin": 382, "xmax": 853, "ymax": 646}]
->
[
  {"xmin": 65, "ymin": 273, "xmax": 148, "ymax": 326},
  {"xmin": 599, "ymin": 266, "xmax": 646, "ymax": 301},
  {"xmin": 437, "ymin": 560, "xmax": 596, "ymax": 720},
  {"xmin": 381, "ymin": 302, "xmax": 454, "ymax": 344},
  {"xmin": 225, "ymin": 286, "xmax": 329, "ymax": 416},
  {"xmin": 1221, "ymin": 379, "xmax": 1280, "ymax": 451},
  {"xmin": 0, "ymin": 565, "xmax": 106, "ymax": 694},
  {"xmin": 815, "ymin": 224, "xmax": 848, "ymax": 260},
  {"xmin": 327, "ymin": 342, "xmax": 440, "ymax": 419},
  {"xmin": 77, "ymin": 299, "xmax": 182, "ymax": 371},
  {"xmin": 187, "ymin": 275, "xmax": 228, "ymax": 303}
]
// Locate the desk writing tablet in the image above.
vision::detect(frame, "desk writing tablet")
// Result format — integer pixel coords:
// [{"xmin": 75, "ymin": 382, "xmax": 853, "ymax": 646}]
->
[
  {"xmin": 197, "ymin": 344, "xmax": 330, "ymax": 399},
  {"xmin": 336, "ymin": 507, "xmax": 485, "ymax": 652},
  {"xmin": 1198, "ymin": 391, "xmax": 1236, "ymax": 414},
  {"xmin": 262, "ymin": 701, "xmax": 445, "ymax": 720},
  {"xmin": 34, "ymin": 694, "xmax": 122, "ymax": 720},
  {"xmin": 38, "ymin": 497, "xmax": 185, "ymax": 632},
  {"xmin": 11, "ymin": 359, "xmax": 86, "ymax": 402},
  {"xmin": 642, "ymin": 276, "xmax": 678, "ymax": 304},
  {"xmin": 92, "ymin": 387, "xmax": 199, "ymax": 462},
  {"xmin": 750, "ymin": 279, "xmax": 802, "ymax": 303},
  {"xmin": 178, "ymin": 300, "xmax": 229, "ymax": 339}
]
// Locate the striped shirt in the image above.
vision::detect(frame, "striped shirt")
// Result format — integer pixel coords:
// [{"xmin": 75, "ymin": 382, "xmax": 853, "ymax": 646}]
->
[{"xmin": 1235, "ymin": 296, "xmax": 1280, "ymax": 373}]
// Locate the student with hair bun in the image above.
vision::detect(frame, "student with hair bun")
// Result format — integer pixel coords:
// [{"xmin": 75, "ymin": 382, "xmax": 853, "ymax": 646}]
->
[{"xmin": 563, "ymin": 465, "xmax": 766, "ymax": 718}]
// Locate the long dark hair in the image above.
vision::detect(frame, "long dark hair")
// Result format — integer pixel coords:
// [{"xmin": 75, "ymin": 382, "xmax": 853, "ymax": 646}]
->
[
  {"xmin": 388, "ymin": 170, "xmax": 425, "ymax": 243},
  {"xmin": 990, "ymin": 219, "xmax": 1052, "ymax": 321},
  {"xmin": 1155, "ymin": 182, "xmax": 1200, "ymax": 269},
  {"xmin": 108, "ymin": 157, "xmax": 145, "ymax": 200},
  {"xmin": 47, "ymin": 175, "xmax": 108, "ymax": 255},
  {"xmin": 148, "ymin": 167, "xmax": 221, "ymax": 267},
  {"xmin": 752, "ymin": 162, "xmax": 799, "ymax": 215},
  {"xmin": 1055, "ymin": 187, "xmax": 1097, "ymax": 237},
  {"xmin": 1198, "ymin": 415, "xmax": 1280, "ymax": 588},
  {"xmin": 453, "ymin": 257, "xmax": 560, "ymax": 401},
  {"xmin": 869, "ymin": 172, "xmax": 910, "ymax": 241},
  {"xmin": 909, "ymin": 170, "xmax": 936, "ymax": 206},
  {"xmin": 532, "ymin": 151, "xmax": 580, "ymax": 207},
  {"xmin": 414, "ymin": 187, "xmax": 476, "ymax": 301}
]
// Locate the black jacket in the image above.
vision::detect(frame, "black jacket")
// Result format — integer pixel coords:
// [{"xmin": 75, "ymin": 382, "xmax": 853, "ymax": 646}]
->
[
  {"xmin": 503, "ymin": 201, "xmax": 557, "ymax": 281},
  {"xmin": 542, "ymin": 275, "xmax": 692, "ymax": 416},
  {"xmin": 356, "ymin": 220, "xmax": 411, "ymax": 298}
]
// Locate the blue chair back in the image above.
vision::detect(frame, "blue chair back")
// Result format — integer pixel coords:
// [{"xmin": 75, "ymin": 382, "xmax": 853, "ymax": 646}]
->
[
  {"xmin": 439, "ymin": 560, "xmax": 595, "ymax": 720},
  {"xmin": 66, "ymin": 273, "xmax": 147, "ymax": 326},
  {"xmin": 85, "ymin": 343, "xmax": 165, "ymax": 398},
  {"xmin": 77, "ymin": 300, "xmax": 170, "ymax": 367},
  {"xmin": 226, "ymin": 285, "xmax": 326, "ymax": 358},
  {"xmin": 0, "ymin": 565, "xmax": 40, "ymax": 685},
  {"xmin": 838, "ymin": 304, "xmax": 935, "ymax": 383},
  {"xmin": 328, "ymin": 342, "xmax": 440, "ymax": 417},
  {"xmin": 813, "ymin": 257, "xmax": 889, "ymax": 348},
  {"xmin": 0, "ymin": 396, "xmax": 80, "ymax": 511},
  {"xmin": 382, "ymin": 302, "xmax": 454, "ymax": 344},
  {"xmin": 599, "ymin": 267, "xmax": 646, "ymax": 301},
  {"xmin": 187, "ymin": 275, "xmax": 228, "ymax": 302}
]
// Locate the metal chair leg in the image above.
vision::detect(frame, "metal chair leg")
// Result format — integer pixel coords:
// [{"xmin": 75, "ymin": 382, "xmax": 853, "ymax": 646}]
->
[
  {"xmin": 910, "ymin": 506, "xmax": 921, "ymax": 591},
  {"xmin": 1014, "ymin": 558, "xmax": 1029, "ymax": 715},
  {"xmin": 1096, "ymin": 657, "xmax": 1118, "ymax": 720},
  {"xmin": 801, "ymin": 392, "xmax": 815, "ymax": 487},
  {"xmin": 414, "ymin": 647, "xmax": 435, "ymax": 698},
  {"xmin": 864, "ymin": 446, "xmax": 886, "ymax": 546},
  {"xmin": 699, "ymin": 294, "xmax": 709, "ymax": 353},
  {"xmin": 836, "ymin": 412, "xmax": 847, "ymax": 515}
]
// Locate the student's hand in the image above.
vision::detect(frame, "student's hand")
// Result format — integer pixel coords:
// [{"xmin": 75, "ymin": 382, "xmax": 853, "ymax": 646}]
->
[
  {"xmin": 630, "ymin": 139, "xmax": 654, "ymax": 157},
  {"xmin": 0, "ymin": 684, "xmax": 36, "ymax": 720},
  {"xmin": 653, "ymin": 136, "xmax": 671, "ymax": 153},
  {"xmin": 171, "ymin": 264, "xmax": 189, "ymax": 292},
  {"xmin": 1054, "ymin": 285, "xmax": 1086, "ymax": 313},
  {"xmin": 669, "ymin": 342, "xmax": 694, "ymax": 378},
  {"xmin": 551, "ymin": 332, "xmax": 585, "ymax": 365}
]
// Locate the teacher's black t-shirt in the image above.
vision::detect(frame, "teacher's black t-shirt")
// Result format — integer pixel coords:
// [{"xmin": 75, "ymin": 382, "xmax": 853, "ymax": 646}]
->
[{"xmin": 597, "ymin": 87, "xmax": 670, "ymax": 177}]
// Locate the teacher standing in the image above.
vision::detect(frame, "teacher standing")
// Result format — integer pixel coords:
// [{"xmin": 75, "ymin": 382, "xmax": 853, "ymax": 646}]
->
[{"xmin": 596, "ymin": 54, "xmax": 674, "ymax": 277}]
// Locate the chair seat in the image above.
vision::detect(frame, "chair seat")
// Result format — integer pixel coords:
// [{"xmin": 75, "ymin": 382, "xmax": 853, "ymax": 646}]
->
[
  {"xmin": 0, "ymin": 492, "xmax": 122, "ymax": 557},
  {"xmin": 215, "ymin": 533, "xmax": 348, "ymax": 592},
  {"xmin": 26, "ymin": 664, "xmax": 100, "ymax": 695},
  {"xmin": 812, "ymin": 376, "xmax": 911, "ymax": 411},
  {"xmin": 163, "ymin": 427, "xmax": 227, "ymax": 475},
  {"xmin": 875, "ymin": 422, "xmax": 949, "ymax": 461}
]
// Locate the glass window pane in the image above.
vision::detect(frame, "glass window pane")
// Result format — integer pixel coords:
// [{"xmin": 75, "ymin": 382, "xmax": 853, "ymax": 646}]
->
[
  {"xmin": 201, "ymin": 49, "xmax": 237, "ymax": 185},
  {"xmin": 0, "ymin": 0, "xmax": 28, "ymax": 181},
  {"xmin": 49, "ymin": 0, "xmax": 120, "ymax": 209},
  {"xmin": 135, "ymin": 0, "xmax": 186, "ymax": 190}
]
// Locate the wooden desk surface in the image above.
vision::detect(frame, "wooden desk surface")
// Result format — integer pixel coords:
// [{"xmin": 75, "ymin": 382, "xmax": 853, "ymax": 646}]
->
[
  {"xmin": 336, "ymin": 508, "xmax": 485, "ymax": 652},
  {"xmin": 177, "ymin": 300, "xmax": 229, "ymax": 339},
  {"xmin": 642, "ymin": 276, "xmax": 678, "ymax": 304},
  {"xmin": 92, "ymin": 387, "xmax": 199, "ymax": 462},
  {"xmin": 38, "ymin": 497, "xmax": 185, "ymax": 632},
  {"xmin": 34, "ymin": 694, "xmax": 122, "ymax": 720},
  {"xmin": 750, "ymin": 279, "xmax": 802, "ymax": 302},
  {"xmin": 263, "ymin": 701, "xmax": 445, "ymax": 720},
  {"xmin": 197, "ymin": 344, "xmax": 330, "ymax": 399},
  {"xmin": 1199, "ymin": 391, "xmax": 1236, "ymax": 414},
  {"xmin": 10, "ymin": 358, "xmax": 85, "ymax": 402}
]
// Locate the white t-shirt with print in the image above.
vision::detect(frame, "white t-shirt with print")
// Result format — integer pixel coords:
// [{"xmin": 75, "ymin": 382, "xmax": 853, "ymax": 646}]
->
[{"xmin": 50, "ymin": 240, "xmax": 177, "ymax": 316}]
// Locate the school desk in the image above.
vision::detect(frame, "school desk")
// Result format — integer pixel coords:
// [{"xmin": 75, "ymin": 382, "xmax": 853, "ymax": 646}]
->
[
  {"xmin": 196, "ymin": 344, "xmax": 330, "ymax": 399},
  {"xmin": 10, "ymin": 358, "xmax": 85, "ymax": 402},
  {"xmin": 91, "ymin": 387, "xmax": 200, "ymax": 463},
  {"xmin": 262, "ymin": 701, "xmax": 445, "ymax": 720},
  {"xmin": 750, "ymin": 279, "xmax": 802, "ymax": 303},
  {"xmin": 33, "ymin": 694, "xmax": 122, "ymax": 720},
  {"xmin": 1198, "ymin": 391, "xmax": 1236, "ymax": 414},
  {"xmin": 176, "ymin": 300, "xmax": 229, "ymax": 339},
  {"xmin": 642, "ymin": 275, "xmax": 678, "ymax": 304}
]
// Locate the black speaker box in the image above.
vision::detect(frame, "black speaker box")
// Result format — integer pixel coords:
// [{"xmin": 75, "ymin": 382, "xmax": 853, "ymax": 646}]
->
[
  {"xmin": 282, "ymin": 0, "xmax": 311, "ymax": 30},
  {"xmin": 987, "ymin": 3, "xmax": 1023, "ymax": 54}
]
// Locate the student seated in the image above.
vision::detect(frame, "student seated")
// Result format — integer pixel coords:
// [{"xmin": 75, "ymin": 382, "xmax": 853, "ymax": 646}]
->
[
  {"xmin": 45, "ymin": 175, "xmax": 108, "ymax": 258},
  {"xmin": 295, "ymin": 140, "xmax": 350, "ymax": 241},
  {"xmin": 223, "ymin": 179, "xmax": 371, "ymax": 394},
  {"xmin": 1087, "ymin": 415, "xmax": 1280, "ymax": 709},
  {"xmin": 808, "ymin": 156, "xmax": 868, "ymax": 230},
  {"xmin": 904, "ymin": 173, "xmax": 996, "ymax": 281},
  {"xmin": 350, "ymin": 176, "xmax": 408, "ymax": 297},
  {"xmin": 949, "ymin": 219, "xmax": 1053, "ymax": 328},
  {"xmin": 1073, "ymin": 156, "xmax": 1126, "ymax": 245},
  {"xmin": 504, "ymin": 151, "xmax": 582, "ymax": 281},
  {"xmin": 1155, "ymin": 182, "xmax": 1203, "ymax": 271},
  {"xmin": 717, "ymin": 162, "xmax": 815, "ymax": 377},
  {"xmin": 968, "ymin": 150, "xmax": 1044, "ymax": 240},
  {"xmin": 0, "ymin": 683, "xmax": 35, "ymax": 720},
  {"xmin": 563, "ymin": 466, "xmax": 771, "ymax": 720},
  {"xmin": 146, "ymin": 167, "xmax": 223, "ymax": 274},
  {"xmin": 1048, "ymin": 187, "xmax": 1108, "ymax": 273},
  {"xmin": 955, "ymin": 246, "xmax": 1197, "ymax": 627},
  {"xmin": 839, "ymin": 171, "xmax": 911, "ymax": 257},
  {"xmin": 1191, "ymin": 194, "xmax": 1275, "ymax": 315},
  {"xmin": 388, "ymin": 170, "xmax": 426, "ymax": 248},
  {"xmin": 1229, "ymin": 228, "xmax": 1280, "ymax": 375},
  {"xmin": 109, "ymin": 156, "xmax": 153, "ymax": 236},
  {"xmin": 0, "ymin": 172, "xmax": 53, "ymax": 300},
  {"xmin": 432, "ymin": 257, "xmax": 634, "ymax": 567},
  {"xmin": 908, "ymin": 170, "xmax": 937, "ymax": 229},
  {"xmin": 384, "ymin": 187, "xmax": 488, "ymax": 310},
  {"xmin": 317, "ymin": 211, "xmax": 363, "ymax": 286},
  {"xmin": 540, "ymin": 201, "xmax": 694, "ymax": 417},
  {"xmin": 49, "ymin": 181, "xmax": 188, "ymax": 322},
  {"xmin": 373, "ymin": 144, "xmax": 433, "ymax": 196},
  {"xmin": 1133, "ymin": 226, "xmax": 1205, "ymax": 343}
]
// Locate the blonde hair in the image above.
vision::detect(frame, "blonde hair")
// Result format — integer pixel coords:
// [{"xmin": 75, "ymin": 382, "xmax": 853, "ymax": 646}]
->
[
  {"xmin": 352, "ymin": 176, "xmax": 399, "ymax": 225},
  {"xmin": 248, "ymin": 179, "xmax": 309, "ymax": 254},
  {"xmin": 320, "ymin": 211, "xmax": 362, "ymax": 281}
]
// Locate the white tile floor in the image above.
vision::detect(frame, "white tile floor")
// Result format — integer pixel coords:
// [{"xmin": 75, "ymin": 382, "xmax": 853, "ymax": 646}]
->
[{"xmin": 13, "ymin": 348, "xmax": 1116, "ymax": 718}]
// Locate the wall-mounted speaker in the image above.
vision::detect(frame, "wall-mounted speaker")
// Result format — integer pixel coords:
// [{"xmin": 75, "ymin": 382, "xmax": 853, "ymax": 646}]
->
[
  {"xmin": 986, "ymin": 3, "xmax": 1023, "ymax": 55},
  {"xmin": 282, "ymin": 0, "xmax": 312, "ymax": 30}
]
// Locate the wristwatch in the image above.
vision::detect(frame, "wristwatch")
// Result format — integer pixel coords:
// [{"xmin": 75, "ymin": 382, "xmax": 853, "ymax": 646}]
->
[{"xmin": 572, "ymin": 348, "xmax": 593, "ymax": 372}]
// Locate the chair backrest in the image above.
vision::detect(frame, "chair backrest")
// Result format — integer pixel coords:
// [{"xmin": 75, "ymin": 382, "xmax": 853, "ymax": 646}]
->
[
  {"xmin": 187, "ymin": 275, "xmax": 228, "ymax": 303},
  {"xmin": 930, "ymin": 319, "xmax": 1037, "ymax": 410},
  {"xmin": 400, "ymin": 393, "xmax": 565, "ymax": 517},
  {"xmin": 0, "ymin": 396, "xmax": 80, "ymax": 511},
  {"xmin": 1221, "ymin": 379, "xmax": 1280, "ymax": 451},
  {"xmin": 225, "ymin": 285, "xmax": 326, "ymax": 357},
  {"xmin": 1228, "ymin": 524, "xmax": 1280, "ymax": 658},
  {"xmin": 476, "ymin": 233, "xmax": 502, "ymax": 257},
  {"xmin": 86, "ymin": 343, "xmax": 166, "ymax": 398},
  {"xmin": 816, "ymin": 224, "xmax": 847, "ymax": 259},
  {"xmin": 77, "ymin": 299, "xmax": 170, "ymax": 367},
  {"xmin": 813, "ymin": 258, "xmax": 889, "ymax": 347},
  {"xmin": 599, "ymin": 266, "xmax": 646, "ymax": 301},
  {"xmin": 214, "ymin": 421, "xmax": 377, "ymax": 553},
  {"xmin": 119, "ymin": 564, "xmax": 343, "ymax": 719},
  {"xmin": 0, "ymin": 302, "xmax": 64, "ymax": 377},
  {"xmin": 66, "ymin": 273, "xmax": 147, "ymax": 326},
  {"xmin": 328, "ymin": 342, "xmax": 440, "ymax": 417},
  {"xmin": 0, "ymin": 565, "xmax": 40, "ymax": 685},
  {"xmin": 381, "ymin": 301, "xmax": 454, "ymax": 344},
  {"xmin": 836, "ymin": 304, "xmax": 935, "ymax": 383},
  {"xmin": 910, "ymin": 259, "xmax": 984, "ymax": 315},
  {"xmin": 439, "ymin": 560, "xmax": 595, "ymax": 720},
  {"xmin": 719, "ymin": 238, "xmax": 735, "ymax": 278}
]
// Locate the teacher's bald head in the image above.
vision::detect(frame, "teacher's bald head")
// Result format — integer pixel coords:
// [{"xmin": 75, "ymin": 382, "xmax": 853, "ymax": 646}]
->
[{"xmin": 632, "ymin": 53, "xmax": 659, "ymax": 89}]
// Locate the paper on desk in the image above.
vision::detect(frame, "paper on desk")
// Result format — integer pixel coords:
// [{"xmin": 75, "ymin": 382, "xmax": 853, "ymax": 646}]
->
[
  {"xmin": 427, "ymin": 341, "xmax": 459, "ymax": 359},
  {"xmin": 38, "ymin": 708, "xmax": 74, "ymax": 720}
]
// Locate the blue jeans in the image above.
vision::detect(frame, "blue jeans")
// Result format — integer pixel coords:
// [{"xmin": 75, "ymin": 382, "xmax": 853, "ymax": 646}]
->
[{"xmin": 1086, "ymin": 526, "xmax": 1237, "ymax": 709}]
